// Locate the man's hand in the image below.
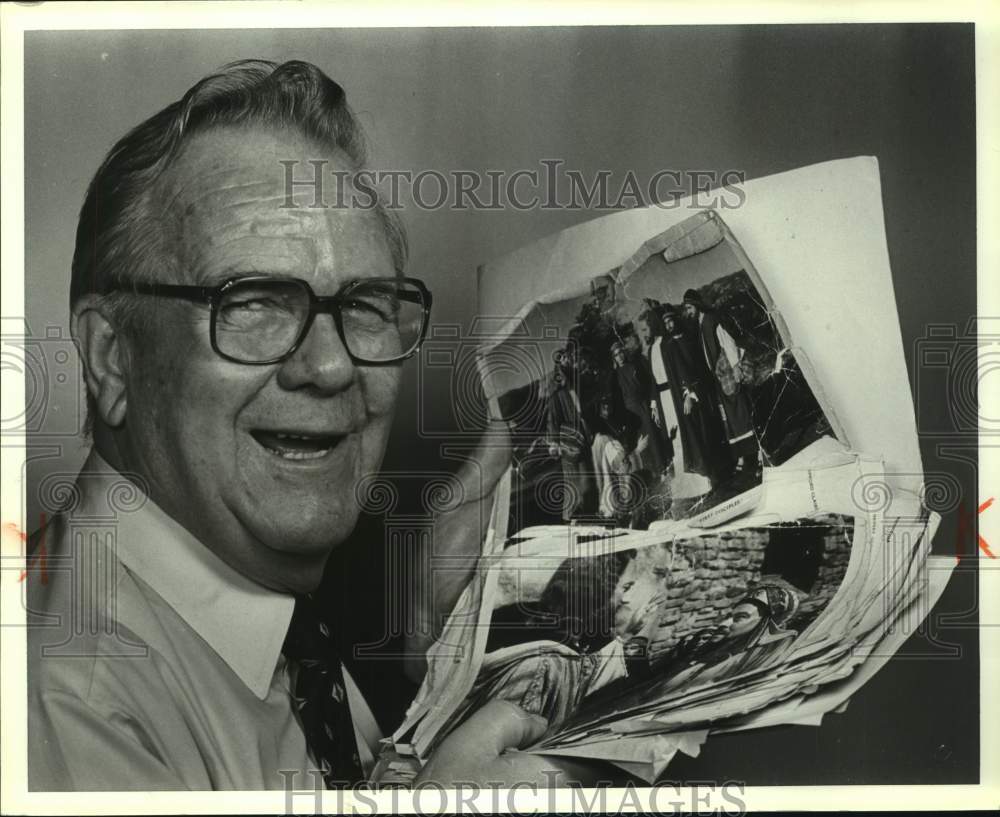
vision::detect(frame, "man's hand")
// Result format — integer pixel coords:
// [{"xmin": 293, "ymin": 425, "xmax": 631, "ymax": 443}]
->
[
  {"xmin": 404, "ymin": 420, "xmax": 513, "ymax": 683},
  {"xmin": 634, "ymin": 433, "xmax": 649, "ymax": 456},
  {"xmin": 416, "ymin": 700, "xmax": 603, "ymax": 788},
  {"xmin": 683, "ymin": 391, "xmax": 699, "ymax": 416}
]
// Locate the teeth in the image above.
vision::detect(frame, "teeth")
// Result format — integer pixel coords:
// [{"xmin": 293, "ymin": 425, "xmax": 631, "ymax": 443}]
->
[
  {"xmin": 274, "ymin": 448, "xmax": 333, "ymax": 460},
  {"xmin": 252, "ymin": 429, "xmax": 343, "ymax": 461}
]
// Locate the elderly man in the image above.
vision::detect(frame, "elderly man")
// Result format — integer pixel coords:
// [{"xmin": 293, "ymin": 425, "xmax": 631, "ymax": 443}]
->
[{"xmin": 26, "ymin": 59, "xmax": 578, "ymax": 791}]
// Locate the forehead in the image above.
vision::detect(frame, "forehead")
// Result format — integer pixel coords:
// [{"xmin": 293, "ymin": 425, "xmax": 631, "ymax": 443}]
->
[
  {"xmin": 157, "ymin": 126, "xmax": 393, "ymax": 287},
  {"xmin": 734, "ymin": 602, "xmax": 759, "ymax": 615},
  {"xmin": 636, "ymin": 545, "xmax": 672, "ymax": 570}
]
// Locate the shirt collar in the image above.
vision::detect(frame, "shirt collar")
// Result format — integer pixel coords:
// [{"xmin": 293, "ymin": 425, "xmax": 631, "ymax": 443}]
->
[{"xmin": 76, "ymin": 450, "xmax": 296, "ymax": 699}]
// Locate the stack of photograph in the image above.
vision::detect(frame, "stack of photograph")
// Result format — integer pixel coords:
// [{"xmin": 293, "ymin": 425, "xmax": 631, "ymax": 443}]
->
[{"xmin": 389, "ymin": 161, "xmax": 953, "ymax": 782}]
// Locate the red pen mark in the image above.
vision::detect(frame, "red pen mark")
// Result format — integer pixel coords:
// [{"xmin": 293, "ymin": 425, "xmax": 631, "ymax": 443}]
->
[
  {"xmin": 5, "ymin": 515, "xmax": 49, "ymax": 584},
  {"xmin": 955, "ymin": 498, "xmax": 996, "ymax": 561},
  {"xmin": 979, "ymin": 497, "xmax": 995, "ymax": 559}
]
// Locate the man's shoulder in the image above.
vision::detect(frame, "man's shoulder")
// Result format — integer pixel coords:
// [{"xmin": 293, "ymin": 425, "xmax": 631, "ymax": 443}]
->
[{"xmin": 26, "ymin": 512, "xmax": 165, "ymax": 706}]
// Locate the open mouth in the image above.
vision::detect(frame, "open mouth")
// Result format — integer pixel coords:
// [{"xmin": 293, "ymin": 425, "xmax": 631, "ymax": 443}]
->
[{"xmin": 250, "ymin": 429, "xmax": 347, "ymax": 461}]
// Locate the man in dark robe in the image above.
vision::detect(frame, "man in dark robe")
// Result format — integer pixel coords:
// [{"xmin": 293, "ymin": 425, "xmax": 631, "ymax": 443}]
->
[
  {"xmin": 611, "ymin": 340, "xmax": 669, "ymax": 476},
  {"xmin": 682, "ymin": 289, "xmax": 758, "ymax": 479},
  {"xmin": 546, "ymin": 366, "xmax": 597, "ymax": 520},
  {"xmin": 640, "ymin": 306, "xmax": 730, "ymax": 484},
  {"xmin": 575, "ymin": 347, "xmax": 614, "ymax": 435}
]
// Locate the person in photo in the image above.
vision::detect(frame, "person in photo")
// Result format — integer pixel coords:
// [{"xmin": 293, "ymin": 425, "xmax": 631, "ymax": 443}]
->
[{"xmin": 682, "ymin": 289, "xmax": 759, "ymax": 482}]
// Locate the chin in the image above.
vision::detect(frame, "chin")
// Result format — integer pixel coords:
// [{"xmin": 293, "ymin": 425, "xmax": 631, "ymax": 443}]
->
[{"xmin": 249, "ymin": 503, "xmax": 360, "ymax": 557}]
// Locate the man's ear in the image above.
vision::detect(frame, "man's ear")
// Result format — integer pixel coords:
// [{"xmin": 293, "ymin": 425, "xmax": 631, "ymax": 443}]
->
[{"xmin": 71, "ymin": 296, "xmax": 129, "ymax": 428}]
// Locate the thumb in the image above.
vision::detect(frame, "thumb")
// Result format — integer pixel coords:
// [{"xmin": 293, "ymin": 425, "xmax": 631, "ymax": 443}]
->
[
  {"xmin": 450, "ymin": 419, "xmax": 512, "ymax": 505},
  {"xmin": 413, "ymin": 421, "xmax": 512, "ymax": 661},
  {"xmin": 463, "ymin": 700, "xmax": 548, "ymax": 756},
  {"xmin": 432, "ymin": 419, "xmax": 511, "ymax": 554},
  {"xmin": 415, "ymin": 701, "xmax": 549, "ymax": 785}
]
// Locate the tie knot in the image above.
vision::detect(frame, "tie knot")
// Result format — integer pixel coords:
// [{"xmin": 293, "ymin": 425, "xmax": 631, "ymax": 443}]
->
[{"xmin": 283, "ymin": 594, "xmax": 334, "ymax": 662}]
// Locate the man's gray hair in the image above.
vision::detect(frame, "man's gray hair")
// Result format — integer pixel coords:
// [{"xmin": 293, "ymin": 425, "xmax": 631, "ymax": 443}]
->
[
  {"xmin": 71, "ymin": 59, "xmax": 409, "ymax": 435},
  {"xmin": 71, "ymin": 59, "xmax": 408, "ymax": 319}
]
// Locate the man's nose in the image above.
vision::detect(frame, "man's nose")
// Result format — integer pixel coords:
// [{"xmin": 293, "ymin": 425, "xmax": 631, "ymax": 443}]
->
[{"xmin": 276, "ymin": 314, "xmax": 356, "ymax": 394}]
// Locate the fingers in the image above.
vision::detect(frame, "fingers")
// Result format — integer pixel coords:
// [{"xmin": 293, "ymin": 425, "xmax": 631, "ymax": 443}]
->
[
  {"xmin": 452, "ymin": 419, "xmax": 513, "ymax": 505},
  {"xmin": 412, "ymin": 421, "xmax": 512, "ymax": 661}
]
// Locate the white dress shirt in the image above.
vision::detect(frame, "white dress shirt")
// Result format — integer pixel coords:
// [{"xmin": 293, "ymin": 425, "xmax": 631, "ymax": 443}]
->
[{"xmin": 27, "ymin": 450, "xmax": 377, "ymax": 790}]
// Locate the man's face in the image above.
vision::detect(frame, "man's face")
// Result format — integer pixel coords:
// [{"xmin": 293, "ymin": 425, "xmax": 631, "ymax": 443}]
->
[
  {"xmin": 727, "ymin": 602, "xmax": 763, "ymax": 638},
  {"xmin": 612, "ymin": 348, "xmax": 626, "ymax": 367},
  {"xmin": 663, "ymin": 315, "xmax": 677, "ymax": 335},
  {"xmin": 613, "ymin": 549, "xmax": 670, "ymax": 635},
  {"xmin": 637, "ymin": 319, "xmax": 652, "ymax": 345},
  {"xmin": 682, "ymin": 303, "xmax": 698, "ymax": 321},
  {"xmin": 116, "ymin": 127, "xmax": 401, "ymax": 592}
]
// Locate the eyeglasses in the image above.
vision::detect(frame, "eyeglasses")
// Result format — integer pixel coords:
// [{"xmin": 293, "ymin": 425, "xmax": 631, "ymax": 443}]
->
[{"xmin": 110, "ymin": 275, "xmax": 433, "ymax": 365}]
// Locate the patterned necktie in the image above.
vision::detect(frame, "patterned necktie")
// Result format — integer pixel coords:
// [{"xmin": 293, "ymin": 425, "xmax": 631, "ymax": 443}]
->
[{"xmin": 282, "ymin": 593, "xmax": 363, "ymax": 788}]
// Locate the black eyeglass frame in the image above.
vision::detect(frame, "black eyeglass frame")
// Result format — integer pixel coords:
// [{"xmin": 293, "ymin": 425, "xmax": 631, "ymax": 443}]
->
[{"xmin": 110, "ymin": 275, "xmax": 433, "ymax": 366}]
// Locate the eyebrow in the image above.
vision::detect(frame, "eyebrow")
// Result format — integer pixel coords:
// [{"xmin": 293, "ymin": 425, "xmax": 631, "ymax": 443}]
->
[{"xmin": 196, "ymin": 271, "xmax": 327, "ymax": 289}]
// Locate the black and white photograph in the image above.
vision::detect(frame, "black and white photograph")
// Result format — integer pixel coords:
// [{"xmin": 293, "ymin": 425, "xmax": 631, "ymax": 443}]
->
[
  {"xmin": 482, "ymin": 210, "xmax": 839, "ymax": 534},
  {"xmin": 447, "ymin": 514, "xmax": 856, "ymax": 739},
  {"xmin": 0, "ymin": 5, "xmax": 994, "ymax": 814}
]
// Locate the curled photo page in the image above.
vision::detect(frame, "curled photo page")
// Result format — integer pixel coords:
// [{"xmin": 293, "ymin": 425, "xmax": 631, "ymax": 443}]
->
[
  {"xmin": 396, "ymin": 450, "xmax": 944, "ymax": 781},
  {"xmin": 478, "ymin": 210, "xmax": 844, "ymax": 535},
  {"xmin": 455, "ymin": 514, "xmax": 857, "ymax": 736}
]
